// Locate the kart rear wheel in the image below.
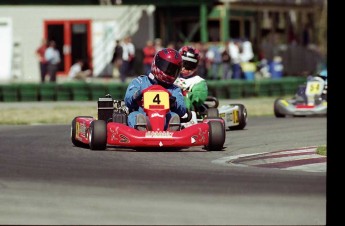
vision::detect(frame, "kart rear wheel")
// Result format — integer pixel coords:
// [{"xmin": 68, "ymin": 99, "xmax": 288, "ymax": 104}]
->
[
  {"xmin": 231, "ymin": 104, "xmax": 247, "ymax": 130},
  {"xmin": 71, "ymin": 116, "xmax": 92, "ymax": 148},
  {"xmin": 207, "ymin": 108, "xmax": 219, "ymax": 118},
  {"xmin": 206, "ymin": 121, "xmax": 225, "ymax": 151},
  {"xmin": 274, "ymin": 98, "xmax": 286, "ymax": 118},
  {"xmin": 89, "ymin": 120, "xmax": 107, "ymax": 150}
]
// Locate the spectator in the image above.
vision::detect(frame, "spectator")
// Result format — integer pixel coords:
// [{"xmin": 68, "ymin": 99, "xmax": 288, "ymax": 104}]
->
[
  {"xmin": 167, "ymin": 42, "xmax": 176, "ymax": 49},
  {"xmin": 154, "ymin": 38, "xmax": 163, "ymax": 53},
  {"xmin": 142, "ymin": 40, "xmax": 156, "ymax": 75},
  {"xmin": 206, "ymin": 44, "xmax": 222, "ymax": 80},
  {"xmin": 120, "ymin": 36, "xmax": 135, "ymax": 82},
  {"xmin": 110, "ymin": 39, "xmax": 123, "ymax": 79},
  {"xmin": 239, "ymin": 38, "xmax": 254, "ymax": 63},
  {"xmin": 239, "ymin": 38, "xmax": 255, "ymax": 80},
  {"xmin": 68, "ymin": 59, "xmax": 92, "ymax": 81},
  {"xmin": 195, "ymin": 42, "xmax": 208, "ymax": 78},
  {"xmin": 124, "ymin": 48, "xmax": 186, "ymax": 131},
  {"xmin": 228, "ymin": 39, "xmax": 243, "ymax": 79},
  {"xmin": 44, "ymin": 40, "xmax": 61, "ymax": 82},
  {"xmin": 36, "ymin": 38, "xmax": 48, "ymax": 82},
  {"xmin": 221, "ymin": 42, "xmax": 231, "ymax": 79}
]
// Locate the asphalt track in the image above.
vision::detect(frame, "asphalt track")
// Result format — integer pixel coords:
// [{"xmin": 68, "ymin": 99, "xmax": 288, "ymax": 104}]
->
[{"xmin": 0, "ymin": 116, "xmax": 326, "ymax": 225}]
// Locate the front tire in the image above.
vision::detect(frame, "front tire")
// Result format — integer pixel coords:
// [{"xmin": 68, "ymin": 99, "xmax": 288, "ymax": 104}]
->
[
  {"xmin": 206, "ymin": 121, "xmax": 225, "ymax": 151},
  {"xmin": 274, "ymin": 98, "xmax": 286, "ymax": 118},
  {"xmin": 89, "ymin": 120, "xmax": 107, "ymax": 150}
]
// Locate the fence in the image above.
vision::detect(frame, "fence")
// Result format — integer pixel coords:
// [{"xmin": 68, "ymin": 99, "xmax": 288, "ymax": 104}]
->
[{"xmin": 0, "ymin": 77, "xmax": 305, "ymax": 102}]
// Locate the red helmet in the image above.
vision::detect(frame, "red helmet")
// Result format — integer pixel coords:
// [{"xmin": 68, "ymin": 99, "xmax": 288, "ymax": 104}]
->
[
  {"xmin": 178, "ymin": 46, "xmax": 200, "ymax": 78},
  {"xmin": 151, "ymin": 48, "xmax": 182, "ymax": 85}
]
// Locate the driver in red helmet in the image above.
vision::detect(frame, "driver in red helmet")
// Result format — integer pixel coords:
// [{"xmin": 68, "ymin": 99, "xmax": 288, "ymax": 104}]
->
[
  {"xmin": 124, "ymin": 48, "xmax": 186, "ymax": 131},
  {"xmin": 174, "ymin": 45, "xmax": 208, "ymax": 111}
]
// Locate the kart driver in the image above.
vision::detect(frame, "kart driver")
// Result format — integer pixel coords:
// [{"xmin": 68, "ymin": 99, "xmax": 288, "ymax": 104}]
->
[
  {"xmin": 174, "ymin": 45, "xmax": 208, "ymax": 111},
  {"xmin": 124, "ymin": 48, "xmax": 186, "ymax": 131}
]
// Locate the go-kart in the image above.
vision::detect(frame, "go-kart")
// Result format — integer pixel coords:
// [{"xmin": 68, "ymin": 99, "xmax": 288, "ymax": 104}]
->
[
  {"xmin": 274, "ymin": 75, "xmax": 327, "ymax": 117},
  {"xmin": 71, "ymin": 85, "xmax": 226, "ymax": 151},
  {"xmin": 183, "ymin": 96, "xmax": 247, "ymax": 131}
]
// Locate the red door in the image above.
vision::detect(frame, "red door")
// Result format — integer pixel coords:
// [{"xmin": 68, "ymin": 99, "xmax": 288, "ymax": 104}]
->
[{"xmin": 44, "ymin": 20, "xmax": 92, "ymax": 76}]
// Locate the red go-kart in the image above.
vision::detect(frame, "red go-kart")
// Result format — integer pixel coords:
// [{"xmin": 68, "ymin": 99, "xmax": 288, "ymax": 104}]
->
[{"xmin": 71, "ymin": 85, "xmax": 226, "ymax": 151}]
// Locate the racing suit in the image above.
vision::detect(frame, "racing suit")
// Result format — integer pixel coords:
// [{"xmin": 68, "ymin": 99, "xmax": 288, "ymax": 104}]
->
[
  {"xmin": 174, "ymin": 75, "xmax": 208, "ymax": 110},
  {"xmin": 124, "ymin": 73, "xmax": 186, "ymax": 129}
]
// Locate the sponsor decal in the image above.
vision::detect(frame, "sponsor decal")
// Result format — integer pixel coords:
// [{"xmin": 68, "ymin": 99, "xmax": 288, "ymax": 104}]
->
[
  {"xmin": 110, "ymin": 127, "xmax": 120, "ymax": 141},
  {"xmin": 119, "ymin": 134, "xmax": 129, "ymax": 143},
  {"xmin": 110, "ymin": 127, "xmax": 130, "ymax": 143},
  {"xmin": 280, "ymin": 99, "xmax": 289, "ymax": 106},
  {"xmin": 151, "ymin": 112, "xmax": 164, "ymax": 118},
  {"xmin": 197, "ymin": 128, "xmax": 207, "ymax": 142},
  {"xmin": 76, "ymin": 122, "xmax": 87, "ymax": 139},
  {"xmin": 145, "ymin": 131, "xmax": 173, "ymax": 138},
  {"xmin": 233, "ymin": 110, "xmax": 238, "ymax": 123}
]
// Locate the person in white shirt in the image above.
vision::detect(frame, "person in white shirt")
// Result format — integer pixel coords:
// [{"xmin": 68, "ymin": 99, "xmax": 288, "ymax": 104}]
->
[
  {"xmin": 68, "ymin": 59, "xmax": 92, "ymax": 81},
  {"xmin": 120, "ymin": 36, "xmax": 135, "ymax": 82},
  {"xmin": 44, "ymin": 40, "xmax": 61, "ymax": 82}
]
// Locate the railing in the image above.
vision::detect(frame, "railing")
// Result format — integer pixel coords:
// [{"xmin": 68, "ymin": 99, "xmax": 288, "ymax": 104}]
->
[
  {"xmin": 0, "ymin": 76, "xmax": 306, "ymax": 102},
  {"xmin": 92, "ymin": 5, "xmax": 147, "ymax": 77}
]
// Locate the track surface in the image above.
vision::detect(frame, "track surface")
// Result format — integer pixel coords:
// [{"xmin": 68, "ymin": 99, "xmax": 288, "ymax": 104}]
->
[{"xmin": 0, "ymin": 116, "xmax": 326, "ymax": 225}]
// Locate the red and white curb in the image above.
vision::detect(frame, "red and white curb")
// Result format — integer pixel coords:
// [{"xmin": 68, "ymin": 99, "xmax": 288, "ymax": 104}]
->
[{"xmin": 212, "ymin": 146, "xmax": 326, "ymax": 173}]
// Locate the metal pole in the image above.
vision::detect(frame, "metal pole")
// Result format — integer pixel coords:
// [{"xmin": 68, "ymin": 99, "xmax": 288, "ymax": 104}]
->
[{"xmin": 200, "ymin": 3, "xmax": 208, "ymax": 43}]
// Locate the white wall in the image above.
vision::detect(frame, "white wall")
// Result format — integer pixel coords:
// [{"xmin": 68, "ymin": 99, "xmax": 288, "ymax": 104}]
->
[
  {"xmin": 0, "ymin": 5, "xmax": 151, "ymax": 83},
  {"xmin": 0, "ymin": 18, "xmax": 13, "ymax": 81}
]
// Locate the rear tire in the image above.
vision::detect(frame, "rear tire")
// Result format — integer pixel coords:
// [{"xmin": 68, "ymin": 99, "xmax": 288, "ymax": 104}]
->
[
  {"xmin": 206, "ymin": 121, "xmax": 225, "ymax": 151},
  {"xmin": 207, "ymin": 108, "xmax": 219, "ymax": 118},
  {"xmin": 89, "ymin": 120, "xmax": 107, "ymax": 150},
  {"xmin": 71, "ymin": 116, "xmax": 92, "ymax": 148},
  {"xmin": 231, "ymin": 104, "xmax": 247, "ymax": 130}
]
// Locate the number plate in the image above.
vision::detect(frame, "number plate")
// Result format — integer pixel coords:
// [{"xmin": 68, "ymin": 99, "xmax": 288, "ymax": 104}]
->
[
  {"xmin": 233, "ymin": 110, "xmax": 239, "ymax": 123},
  {"xmin": 143, "ymin": 91, "xmax": 169, "ymax": 110},
  {"xmin": 306, "ymin": 81, "xmax": 322, "ymax": 95}
]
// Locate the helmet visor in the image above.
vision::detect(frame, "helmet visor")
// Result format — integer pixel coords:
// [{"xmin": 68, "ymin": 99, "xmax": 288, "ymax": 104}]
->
[
  {"xmin": 182, "ymin": 60, "xmax": 198, "ymax": 70},
  {"xmin": 156, "ymin": 54, "xmax": 181, "ymax": 78}
]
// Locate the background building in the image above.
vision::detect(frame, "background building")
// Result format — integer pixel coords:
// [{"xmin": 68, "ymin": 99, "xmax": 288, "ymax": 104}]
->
[{"xmin": 0, "ymin": 0, "xmax": 327, "ymax": 82}]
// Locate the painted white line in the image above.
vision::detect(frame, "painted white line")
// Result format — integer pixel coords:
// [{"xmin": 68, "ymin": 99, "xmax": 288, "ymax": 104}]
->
[
  {"xmin": 284, "ymin": 162, "xmax": 326, "ymax": 173},
  {"xmin": 212, "ymin": 150, "xmax": 326, "ymax": 173},
  {"xmin": 241, "ymin": 154, "xmax": 324, "ymax": 166}
]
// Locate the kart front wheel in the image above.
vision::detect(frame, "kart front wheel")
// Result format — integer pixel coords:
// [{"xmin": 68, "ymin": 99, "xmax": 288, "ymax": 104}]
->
[
  {"xmin": 274, "ymin": 98, "xmax": 286, "ymax": 118},
  {"xmin": 89, "ymin": 120, "xmax": 107, "ymax": 150},
  {"xmin": 206, "ymin": 121, "xmax": 225, "ymax": 151}
]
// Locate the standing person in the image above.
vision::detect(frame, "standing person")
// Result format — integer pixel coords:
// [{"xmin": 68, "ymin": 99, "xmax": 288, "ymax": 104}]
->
[
  {"xmin": 35, "ymin": 38, "xmax": 48, "ymax": 82},
  {"xmin": 120, "ymin": 36, "xmax": 135, "ymax": 83},
  {"xmin": 221, "ymin": 41, "xmax": 232, "ymax": 79},
  {"xmin": 124, "ymin": 48, "xmax": 186, "ymax": 131},
  {"xmin": 44, "ymin": 40, "xmax": 61, "ymax": 82},
  {"xmin": 194, "ymin": 42, "xmax": 208, "ymax": 78},
  {"xmin": 174, "ymin": 46, "xmax": 208, "ymax": 112},
  {"xmin": 142, "ymin": 40, "xmax": 156, "ymax": 75},
  {"xmin": 110, "ymin": 39, "xmax": 123, "ymax": 79},
  {"xmin": 154, "ymin": 38, "xmax": 163, "ymax": 53},
  {"xmin": 228, "ymin": 39, "xmax": 243, "ymax": 79},
  {"xmin": 206, "ymin": 44, "xmax": 222, "ymax": 80}
]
